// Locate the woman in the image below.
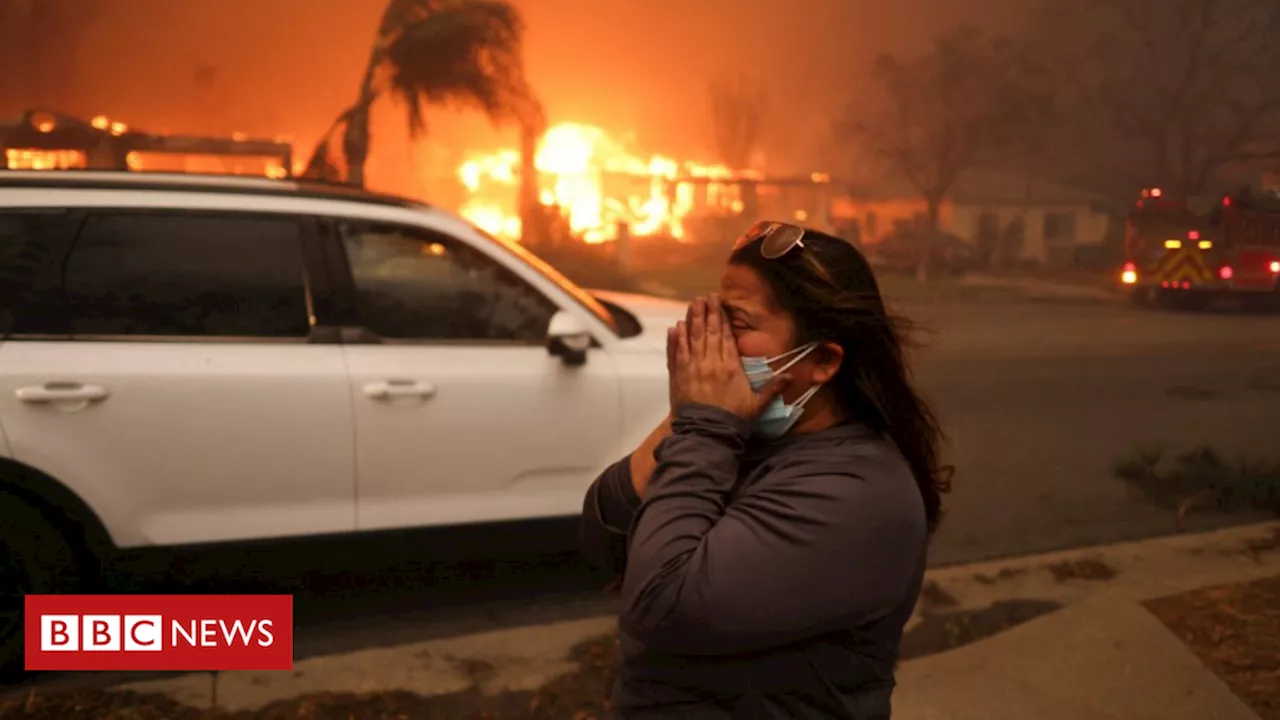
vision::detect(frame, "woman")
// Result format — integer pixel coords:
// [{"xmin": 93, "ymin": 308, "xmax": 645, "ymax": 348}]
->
[{"xmin": 580, "ymin": 221, "xmax": 951, "ymax": 719}]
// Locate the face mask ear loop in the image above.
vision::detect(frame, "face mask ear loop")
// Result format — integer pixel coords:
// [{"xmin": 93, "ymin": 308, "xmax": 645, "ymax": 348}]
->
[
  {"xmin": 771, "ymin": 342, "xmax": 820, "ymax": 375},
  {"xmin": 790, "ymin": 383, "xmax": 822, "ymax": 411}
]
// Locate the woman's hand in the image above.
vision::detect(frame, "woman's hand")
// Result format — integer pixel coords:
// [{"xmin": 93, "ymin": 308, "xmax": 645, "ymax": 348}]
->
[{"xmin": 668, "ymin": 294, "xmax": 789, "ymax": 420}]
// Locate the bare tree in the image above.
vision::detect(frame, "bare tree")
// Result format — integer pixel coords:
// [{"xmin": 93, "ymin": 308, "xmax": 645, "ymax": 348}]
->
[
  {"xmin": 1031, "ymin": 0, "xmax": 1280, "ymax": 196},
  {"xmin": 708, "ymin": 74, "xmax": 766, "ymax": 169},
  {"xmin": 842, "ymin": 27, "xmax": 1051, "ymax": 280}
]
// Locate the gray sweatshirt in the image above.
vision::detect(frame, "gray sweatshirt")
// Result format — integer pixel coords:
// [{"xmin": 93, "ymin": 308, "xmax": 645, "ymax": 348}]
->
[{"xmin": 580, "ymin": 403, "xmax": 928, "ymax": 719}]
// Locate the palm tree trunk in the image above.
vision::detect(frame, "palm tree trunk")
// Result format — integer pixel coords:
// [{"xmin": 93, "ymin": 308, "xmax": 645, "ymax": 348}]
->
[
  {"xmin": 339, "ymin": 5, "xmax": 402, "ymax": 188},
  {"xmin": 342, "ymin": 53, "xmax": 382, "ymax": 187},
  {"xmin": 302, "ymin": 108, "xmax": 355, "ymax": 180},
  {"xmin": 343, "ymin": 103, "xmax": 373, "ymax": 188},
  {"xmin": 518, "ymin": 120, "xmax": 543, "ymax": 248}
]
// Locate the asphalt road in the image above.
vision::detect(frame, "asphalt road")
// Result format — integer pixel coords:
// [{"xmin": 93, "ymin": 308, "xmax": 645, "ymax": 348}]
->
[
  {"xmin": 15, "ymin": 297, "xmax": 1280, "ymax": 688},
  {"xmin": 904, "ymin": 299, "xmax": 1280, "ymax": 566}
]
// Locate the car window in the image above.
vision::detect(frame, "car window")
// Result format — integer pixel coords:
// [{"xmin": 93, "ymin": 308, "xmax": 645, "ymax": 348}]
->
[
  {"xmin": 63, "ymin": 213, "xmax": 311, "ymax": 338},
  {"xmin": 464, "ymin": 222, "xmax": 619, "ymax": 335},
  {"xmin": 0, "ymin": 211, "xmax": 72, "ymax": 336},
  {"xmin": 339, "ymin": 222, "xmax": 558, "ymax": 343}
]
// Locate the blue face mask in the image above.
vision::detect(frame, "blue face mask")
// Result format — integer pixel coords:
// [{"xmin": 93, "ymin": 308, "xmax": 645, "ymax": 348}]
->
[{"xmin": 740, "ymin": 342, "xmax": 823, "ymax": 439}]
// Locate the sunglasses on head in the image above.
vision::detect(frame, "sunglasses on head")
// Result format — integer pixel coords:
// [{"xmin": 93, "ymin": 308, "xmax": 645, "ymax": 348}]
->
[{"xmin": 733, "ymin": 221, "xmax": 810, "ymax": 259}]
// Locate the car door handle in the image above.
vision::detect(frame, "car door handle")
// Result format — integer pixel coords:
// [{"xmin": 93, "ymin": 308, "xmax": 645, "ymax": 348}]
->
[
  {"xmin": 363, "ymin": 380, "xmax": 437, "ymax": 400},
  {"xmin": 16, "ymin": 382, "xmax": 110, "ymax": 404}
]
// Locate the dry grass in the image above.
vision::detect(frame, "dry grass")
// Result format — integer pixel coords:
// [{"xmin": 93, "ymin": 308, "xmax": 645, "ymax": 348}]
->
[{"xmin": 1146, "ymin": 574, "xmax": 1280, "ymax": 720}]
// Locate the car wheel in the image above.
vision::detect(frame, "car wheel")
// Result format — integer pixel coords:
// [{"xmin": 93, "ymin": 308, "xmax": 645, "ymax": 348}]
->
[{"xmin": 0, "ymin": 491, "xmax": 90, "ymax": 673}]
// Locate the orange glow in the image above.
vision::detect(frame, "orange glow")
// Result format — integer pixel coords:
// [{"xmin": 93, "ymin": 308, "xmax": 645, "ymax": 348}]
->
[
  {"xmin": 457, "ymin": 121, "xmax": 757, "ymax": 244},
  {"xmin": 1121, "ymin": 262, "xmax": 1137, "ymax": 285},
  {"xmin": 1270, "ymin": 261, "xmax": 1279, "ymax": 273},
  {"xmin": 5, "ymin": 149, "xmax": 87, "ymax": 170},
  {"xmin": 127, "ymin": 151, "xmax": 289, "ymax": 178}
]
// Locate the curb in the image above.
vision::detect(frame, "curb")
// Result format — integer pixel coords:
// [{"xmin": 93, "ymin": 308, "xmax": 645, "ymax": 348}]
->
[
  {"xmin": 958, "ymin": 274, "xmax": 1124, "ymax": 303},
  {"xmin": 923, "ymin": 521, "xmax": 1279, "ymax": 585},
  {"xmin": 901, "ymin": 522, "xmax": 1280, "ymax": 657},
  {"xmin": 21, "ymin": 523, "xmax": 1280, "ymax": 714}
]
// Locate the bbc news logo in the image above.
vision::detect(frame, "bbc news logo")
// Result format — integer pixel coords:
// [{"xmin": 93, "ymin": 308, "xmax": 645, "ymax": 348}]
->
[{"xmin": 25, "ymin": 595, "xmax": 292, "ymax": 671}]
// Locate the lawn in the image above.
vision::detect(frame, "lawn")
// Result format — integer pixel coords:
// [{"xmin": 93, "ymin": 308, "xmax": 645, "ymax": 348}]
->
[{"xmin": 1146, "ymin": 568, "xmax": 1280, "ymax": 720}]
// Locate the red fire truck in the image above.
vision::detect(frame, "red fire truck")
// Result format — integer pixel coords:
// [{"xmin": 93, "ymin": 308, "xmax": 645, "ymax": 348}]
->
[{"xmin": 1121, "ymin": 186, "xmax": 1280, "ymax": 309}]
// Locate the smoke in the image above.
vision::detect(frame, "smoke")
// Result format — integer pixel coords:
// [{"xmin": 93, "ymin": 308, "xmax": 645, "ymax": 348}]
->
[{"xmin": 7, "ymin": 0, "xmax": 1019, "ymax": 193}]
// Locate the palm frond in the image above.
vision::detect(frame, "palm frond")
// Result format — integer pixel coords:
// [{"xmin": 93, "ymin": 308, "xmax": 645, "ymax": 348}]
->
[
  {"xmin": 376, "ymin": 0, "xmax": 435, "ymax": 38},
  {"xmin": 380, "ymin": 0, "xmax": 533, "ymax": 137}
]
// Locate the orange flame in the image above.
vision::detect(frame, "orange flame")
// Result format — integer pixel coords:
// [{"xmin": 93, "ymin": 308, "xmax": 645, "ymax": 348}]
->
[
  {"xmin": 458, "ymin": 122, "xmax": 756, "ymax": 244},
  {"xmin": 5, "ymin": 149, "xmax": 87, "ymax": 170}
]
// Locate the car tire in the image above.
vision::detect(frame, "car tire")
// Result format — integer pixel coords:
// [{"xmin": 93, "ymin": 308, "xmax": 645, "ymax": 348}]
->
[{"xmin": 0, "ymin": 490, "xmax": 91, "ymax": 673}]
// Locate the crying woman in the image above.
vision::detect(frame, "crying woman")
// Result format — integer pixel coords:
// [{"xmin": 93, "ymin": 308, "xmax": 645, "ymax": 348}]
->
[{"xmin": 579, "ymin": 222, "xmax": 952, "ymax": 720}]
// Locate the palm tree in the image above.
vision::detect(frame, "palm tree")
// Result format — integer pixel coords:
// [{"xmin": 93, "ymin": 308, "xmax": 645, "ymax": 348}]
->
[{"xmin": 304, "ymin": 0, "xmax": 542, "ymax": 188}]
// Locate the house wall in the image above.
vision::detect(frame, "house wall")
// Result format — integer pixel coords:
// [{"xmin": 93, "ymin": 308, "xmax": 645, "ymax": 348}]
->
[
  {"xmin": 839, "ymin": 197, "xmax": 955, "ymax": 245},
  {"xmin": 838, "ymin": 195, "xmax": 1111, "ymax": 266},
  {"xmin": 951, "ymin": 203, "xmax": 1111, "ymax": 265}
]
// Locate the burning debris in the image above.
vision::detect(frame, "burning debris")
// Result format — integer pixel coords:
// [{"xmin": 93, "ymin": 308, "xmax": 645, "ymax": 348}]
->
[
  {"xmin": 457, "ymin": 121, "xmax": 768, "ymax": 244},
  {"xmin": 1, "ymin": 109, "xmax": 293, "ymax": 178}
]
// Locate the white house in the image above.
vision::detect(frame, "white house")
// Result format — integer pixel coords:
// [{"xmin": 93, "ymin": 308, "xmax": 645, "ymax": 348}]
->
[{"xmin": 832, "ymin": 169, "xmax": 1114, "ymax": 268}]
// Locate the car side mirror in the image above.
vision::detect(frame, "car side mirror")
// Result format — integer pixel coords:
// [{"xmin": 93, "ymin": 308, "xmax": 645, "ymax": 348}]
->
[{"xmin": 547, "ymin": 311, "xmax": 592, "ymax": 366}]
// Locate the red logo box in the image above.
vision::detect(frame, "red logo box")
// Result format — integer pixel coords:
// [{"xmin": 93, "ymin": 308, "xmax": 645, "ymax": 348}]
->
[{"xmin": 25, "ymin": 595, "xmax": 293, "ymax": 671}]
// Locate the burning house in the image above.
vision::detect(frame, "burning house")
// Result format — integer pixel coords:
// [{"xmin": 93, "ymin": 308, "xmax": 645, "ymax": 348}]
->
[
  {"xmin": 3, "ymin": 109, "xmax": 835, "ymax": 253},
  {"xmin": 455, "ymin": 121, "xmax": 835, "ymax": 250},
  {"xmin": 1, "ymin": 109, "xmax": 294, "ymax": 178}
]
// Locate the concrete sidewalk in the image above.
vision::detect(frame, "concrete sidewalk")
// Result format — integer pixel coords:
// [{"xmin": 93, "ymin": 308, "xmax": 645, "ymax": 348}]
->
[
  {"xmin": 894, "ymin": 597, "xmax": 1258, "ymax": 719},
  {"xmin": 114, "ymin": 522, "xmax": 1280, "ymax": 717}
]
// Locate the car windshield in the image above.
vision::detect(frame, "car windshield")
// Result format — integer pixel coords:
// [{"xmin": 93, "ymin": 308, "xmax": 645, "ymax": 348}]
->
[{"xmin": 466, "ymin": 222, "xmax": 620, "ymax": 335}]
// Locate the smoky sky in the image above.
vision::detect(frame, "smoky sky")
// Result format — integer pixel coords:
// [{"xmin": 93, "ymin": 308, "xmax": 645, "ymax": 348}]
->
[{"xmin": 31, "ymin": 0, "xmax": 1021, "ymax": 195}]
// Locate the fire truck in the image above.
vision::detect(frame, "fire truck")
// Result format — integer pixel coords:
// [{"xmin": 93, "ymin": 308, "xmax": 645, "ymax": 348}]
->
[
  {"xmin": 1, "ymin": 108, "xmax": 293, "ymax": 177},
  {"xmin": 1120, "ymin": 186, "xmax": 1280, "ymax": 309}
]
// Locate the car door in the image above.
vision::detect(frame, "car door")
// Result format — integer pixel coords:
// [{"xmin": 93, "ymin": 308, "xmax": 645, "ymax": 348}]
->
[
  {"xmin": 0, "ymin": 208, "xmax": 355, "ymax": 548},
  {"xmin": 331, "ymin": 218, "xmax": 623, "ymax": 531}
]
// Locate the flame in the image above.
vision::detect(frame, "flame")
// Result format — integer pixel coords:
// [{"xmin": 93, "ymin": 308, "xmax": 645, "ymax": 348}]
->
[
  {"xmin": 458, "ymin": 122, "xmax": 755, "ymax": 244},
  {"xmin": 5, "ymin": 149, "xmax": 86, "ymax": 170}
]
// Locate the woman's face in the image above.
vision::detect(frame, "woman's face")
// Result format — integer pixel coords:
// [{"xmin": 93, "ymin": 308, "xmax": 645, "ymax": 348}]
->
[
  {"xmin": 718, "ymin": 263, "xmax": 797, "ymax": 360},
  {"xmin": 717, "ymin": 263, "xmax": 844, "ymax": 403}
]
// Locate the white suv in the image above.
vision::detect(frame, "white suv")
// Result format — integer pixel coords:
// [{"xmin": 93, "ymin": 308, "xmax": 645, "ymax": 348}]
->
[{"xmin": 0, "ymin": 171, "xmax": 681, "ymax": 666}]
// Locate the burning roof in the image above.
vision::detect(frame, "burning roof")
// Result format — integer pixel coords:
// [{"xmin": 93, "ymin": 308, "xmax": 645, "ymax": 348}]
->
[
  {"xmin": 1, "ymin": 109, "xmax": 293, "ymax": 177},
  {"xmin": 457, "ymin": 121, "xmax": 767, "ymax": 244}
]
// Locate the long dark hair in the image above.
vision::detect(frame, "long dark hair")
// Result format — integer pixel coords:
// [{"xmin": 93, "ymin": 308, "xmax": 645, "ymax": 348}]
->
[{"xmin": 730, "ymin": 229, "xmax": 952, "ymax": 534}]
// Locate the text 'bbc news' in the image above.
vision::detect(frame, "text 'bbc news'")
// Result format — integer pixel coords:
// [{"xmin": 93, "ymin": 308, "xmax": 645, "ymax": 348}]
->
[{"xmin": 25, "ymin": 595, "xmax": 293, "ymax": 671}]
